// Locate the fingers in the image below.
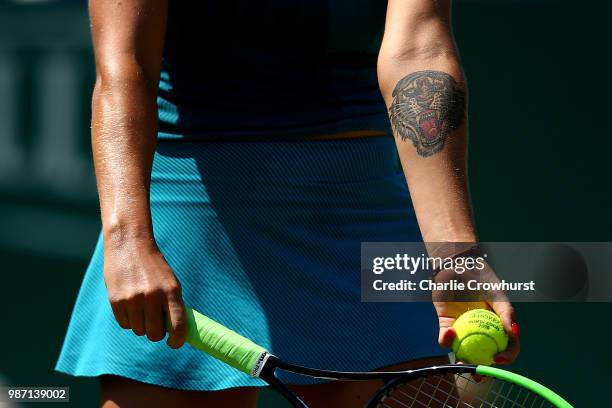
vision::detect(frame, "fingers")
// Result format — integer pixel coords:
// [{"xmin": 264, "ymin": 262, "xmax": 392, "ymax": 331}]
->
[
  {"xmin": 490, "ymin": 301, "xmax": 520, "ymax": 365},
  {"xmin": 109, "ymin": 286, "xmax": 187, "ymax": 347},
  {"xmin": 490, "ymin": 301, "xmax": 515, "ymax": 335},
  {"xmin": 126, "ymin": 295, "xmax": 146, "ymax": 336},
  {"xmin": 437, "ymin": 301, "xmax": 520, "ymax": 366},
  {"xmin": 109, "ymin": 286, "xmax": 186, "ymax": 348},
  {"xmin": 494, "ymin": 330, "xmax": 520, "ymax": 365},
  {"xmin": 438, "ymin": 326, "xmax": 456, "ymax": 349},
  {"xmin": 110, "ymin": 301, "xmax": 130, "ymax": 329},
  {"xmin": 165, "ymin": 284, "xmax": 188, "ymax": 349},
  {"xmin": 434, "ymin": 301, "xmax": 488, "ymax": 349},
  {"xmin": 105, "ymin": 253, "xmax": 187, "ymax": 348},
  {"xmin": 144, "ymin": 289, "xmax": 165, "ymax": 342}
]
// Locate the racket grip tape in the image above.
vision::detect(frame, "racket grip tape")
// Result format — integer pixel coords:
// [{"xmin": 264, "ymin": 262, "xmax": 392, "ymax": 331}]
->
[{"xmin": 183, "ymin": 308, "xmax": 270, "ymax": 376}]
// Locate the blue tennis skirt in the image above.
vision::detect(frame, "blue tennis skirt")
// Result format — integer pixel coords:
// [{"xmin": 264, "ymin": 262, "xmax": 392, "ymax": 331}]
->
[{"xmin": 56, "ymin": 135, "xmax": 443, "ymax": 391}]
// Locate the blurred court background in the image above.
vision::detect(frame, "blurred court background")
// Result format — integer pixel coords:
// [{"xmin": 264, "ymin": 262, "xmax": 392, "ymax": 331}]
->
[{"xmin": 1, "ymin": 0, "xmax": 610, "ymax": 406}]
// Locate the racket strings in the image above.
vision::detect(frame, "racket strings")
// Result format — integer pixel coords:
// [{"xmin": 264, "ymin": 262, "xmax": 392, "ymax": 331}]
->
[{"xmin": 377, "ymin": 374, "xmax": 554, "ymax": 408}]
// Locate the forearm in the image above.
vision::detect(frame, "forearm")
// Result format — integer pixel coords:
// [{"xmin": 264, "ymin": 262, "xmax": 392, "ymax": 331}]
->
[
  {"xmin": 92, "ymin": 69, "xmax": 159, "ymax": 248},
  {"xmin": 379, "ymin": 42, "xmax": 476, "ymax": 244}
]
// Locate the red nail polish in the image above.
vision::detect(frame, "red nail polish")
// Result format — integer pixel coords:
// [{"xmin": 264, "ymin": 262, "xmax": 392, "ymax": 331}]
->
[
  {"xmin": 494, "ymin": 356, "xmax": 507, "ymax": 364},
  {"xmin": 511, "ymin": 322, "xmax": 520, "ymax": 337}
]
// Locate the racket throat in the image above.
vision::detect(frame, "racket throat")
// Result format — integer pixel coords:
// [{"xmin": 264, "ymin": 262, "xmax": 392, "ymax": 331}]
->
[{"xmin": 251, "ymin": 351, "xmax": 273, "ymax": 377}]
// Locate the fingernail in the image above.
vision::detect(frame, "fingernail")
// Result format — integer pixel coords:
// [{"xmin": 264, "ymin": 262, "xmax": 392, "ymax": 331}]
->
[
  {"xmin": 446, "ymin": 328, "xmax": 456, "ymax": 338},
  {"xmin": 511, "ymin": 322, "xmax": 520, "ymax": 337},
  {"xmin": 494, "ymin": 356, "xmax": 507, "ymax": 364}
]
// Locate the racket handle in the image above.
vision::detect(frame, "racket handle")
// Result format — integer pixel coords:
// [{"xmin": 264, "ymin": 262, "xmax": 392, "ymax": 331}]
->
[{"xmin": 184, "ymin": 308, "xmax": 270, "ymax": 376}]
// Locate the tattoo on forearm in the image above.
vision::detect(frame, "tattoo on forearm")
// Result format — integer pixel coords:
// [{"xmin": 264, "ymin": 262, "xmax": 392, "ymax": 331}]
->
[{"xmin": 388, "ymin": 70, "xmax": 466, "ymax": 157}]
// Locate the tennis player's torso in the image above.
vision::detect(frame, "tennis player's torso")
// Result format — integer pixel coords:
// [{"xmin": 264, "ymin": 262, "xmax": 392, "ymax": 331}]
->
[{"xmin": 157, "ymin": 1, "xmax": 390, "ymax": 141}]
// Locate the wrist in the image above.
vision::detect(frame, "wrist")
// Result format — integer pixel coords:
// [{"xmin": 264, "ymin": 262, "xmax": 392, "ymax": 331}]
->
[
  {"xmin": 422, "ymin": 229, "xmax": 478, "ymax": 245},
  {"xmin": 418, "ymin": 208, "xmax": 477, "ymax": 244},
  {"xmin": 102, "ymin": 217, "xmax": 156, "ymax": 250},
  {"xmin": 422, "ymin": 228, "xmax": 479, "ymax": 258}
]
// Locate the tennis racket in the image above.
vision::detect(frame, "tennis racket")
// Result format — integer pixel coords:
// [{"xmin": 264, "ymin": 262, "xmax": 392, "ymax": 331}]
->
[{"xmin": 182, "ymin": 308, "xmax": 573, "ymax": 408}]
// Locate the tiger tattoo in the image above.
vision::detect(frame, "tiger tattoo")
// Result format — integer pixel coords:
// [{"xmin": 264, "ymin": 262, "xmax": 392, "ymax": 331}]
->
[{"xmin": 388, "ymin": 70, "xmax": 466, "ymax": 157}]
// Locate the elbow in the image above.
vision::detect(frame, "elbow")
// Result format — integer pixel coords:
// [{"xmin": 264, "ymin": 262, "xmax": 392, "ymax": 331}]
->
[
  {"xmin": 380, "ymin": 42, "xmax": 459, "ymax": 66},
  {"xmin": 94, "ymin": 54, "xmax": 159, "ymax": 96},
  {"xmin": 377, "ymin": 42, "xmax": 464, "ymax": 98},
  {"xmin": 377, "ymin": 18, "xmax": 463, "ymax": 90},
  {"xmin": 378, "ymin": 10, "xmax": 459, "ymax": 64}
]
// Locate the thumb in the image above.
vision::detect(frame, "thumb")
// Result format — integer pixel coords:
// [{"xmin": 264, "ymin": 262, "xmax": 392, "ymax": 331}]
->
[
  {"xmin": 165, "ymin": 299, "xmax": 188, "ymax": 349},
  {"xmin": 438, "ymin": 317, "xmax": 457, "ymax": 349}
]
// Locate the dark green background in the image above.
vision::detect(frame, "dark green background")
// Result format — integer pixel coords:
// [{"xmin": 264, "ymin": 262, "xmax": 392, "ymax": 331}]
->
[{"xmin": 1, "ymin": 1, "xmax": 610, "ymax": 407}]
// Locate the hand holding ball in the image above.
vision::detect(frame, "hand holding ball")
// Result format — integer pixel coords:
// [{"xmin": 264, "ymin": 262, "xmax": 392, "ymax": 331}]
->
[{"xmin": 452, "ymin": 309, "xmax": 508, "ymax": 365}]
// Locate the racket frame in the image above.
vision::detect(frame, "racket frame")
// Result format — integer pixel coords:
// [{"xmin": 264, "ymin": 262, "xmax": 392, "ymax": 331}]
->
[{"xmin": 257, "ymin": 356, "xmax": 479, "ymax": 408}]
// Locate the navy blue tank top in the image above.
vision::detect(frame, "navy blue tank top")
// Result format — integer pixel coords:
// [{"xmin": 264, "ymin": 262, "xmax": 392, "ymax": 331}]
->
[{"xmin": 157, "ymin": 1, "xmax": 388, "ymax": 140}]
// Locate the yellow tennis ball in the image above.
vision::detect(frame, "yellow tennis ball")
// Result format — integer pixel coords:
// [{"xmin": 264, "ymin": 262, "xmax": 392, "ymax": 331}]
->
[{"xmin": 451, "ymin": 309, "xmax": 508, "ymax": 366}]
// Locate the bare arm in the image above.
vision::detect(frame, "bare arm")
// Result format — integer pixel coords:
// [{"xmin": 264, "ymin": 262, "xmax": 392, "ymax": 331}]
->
[
  {"xmin": 378, "ymin": 0, "xmax": 519, "ymax": 363},
  {"xmin": 90, "ymin": 0, "xmax": 187, "ymax": 348},
  {"xmin": 379, "ymin": 0, "xmax": 473, "ymax": 243}
]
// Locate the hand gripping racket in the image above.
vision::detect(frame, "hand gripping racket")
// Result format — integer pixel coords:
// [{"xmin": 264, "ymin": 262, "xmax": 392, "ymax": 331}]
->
[{"xmin": 183, "ymin": 308, "xmax": 573, "ymax": 408}]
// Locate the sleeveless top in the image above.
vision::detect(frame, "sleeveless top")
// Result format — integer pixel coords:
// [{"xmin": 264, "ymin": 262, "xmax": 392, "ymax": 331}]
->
[{"xmin": 157, "ymin": 0, "xmax": 389, "ymax": 140}]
